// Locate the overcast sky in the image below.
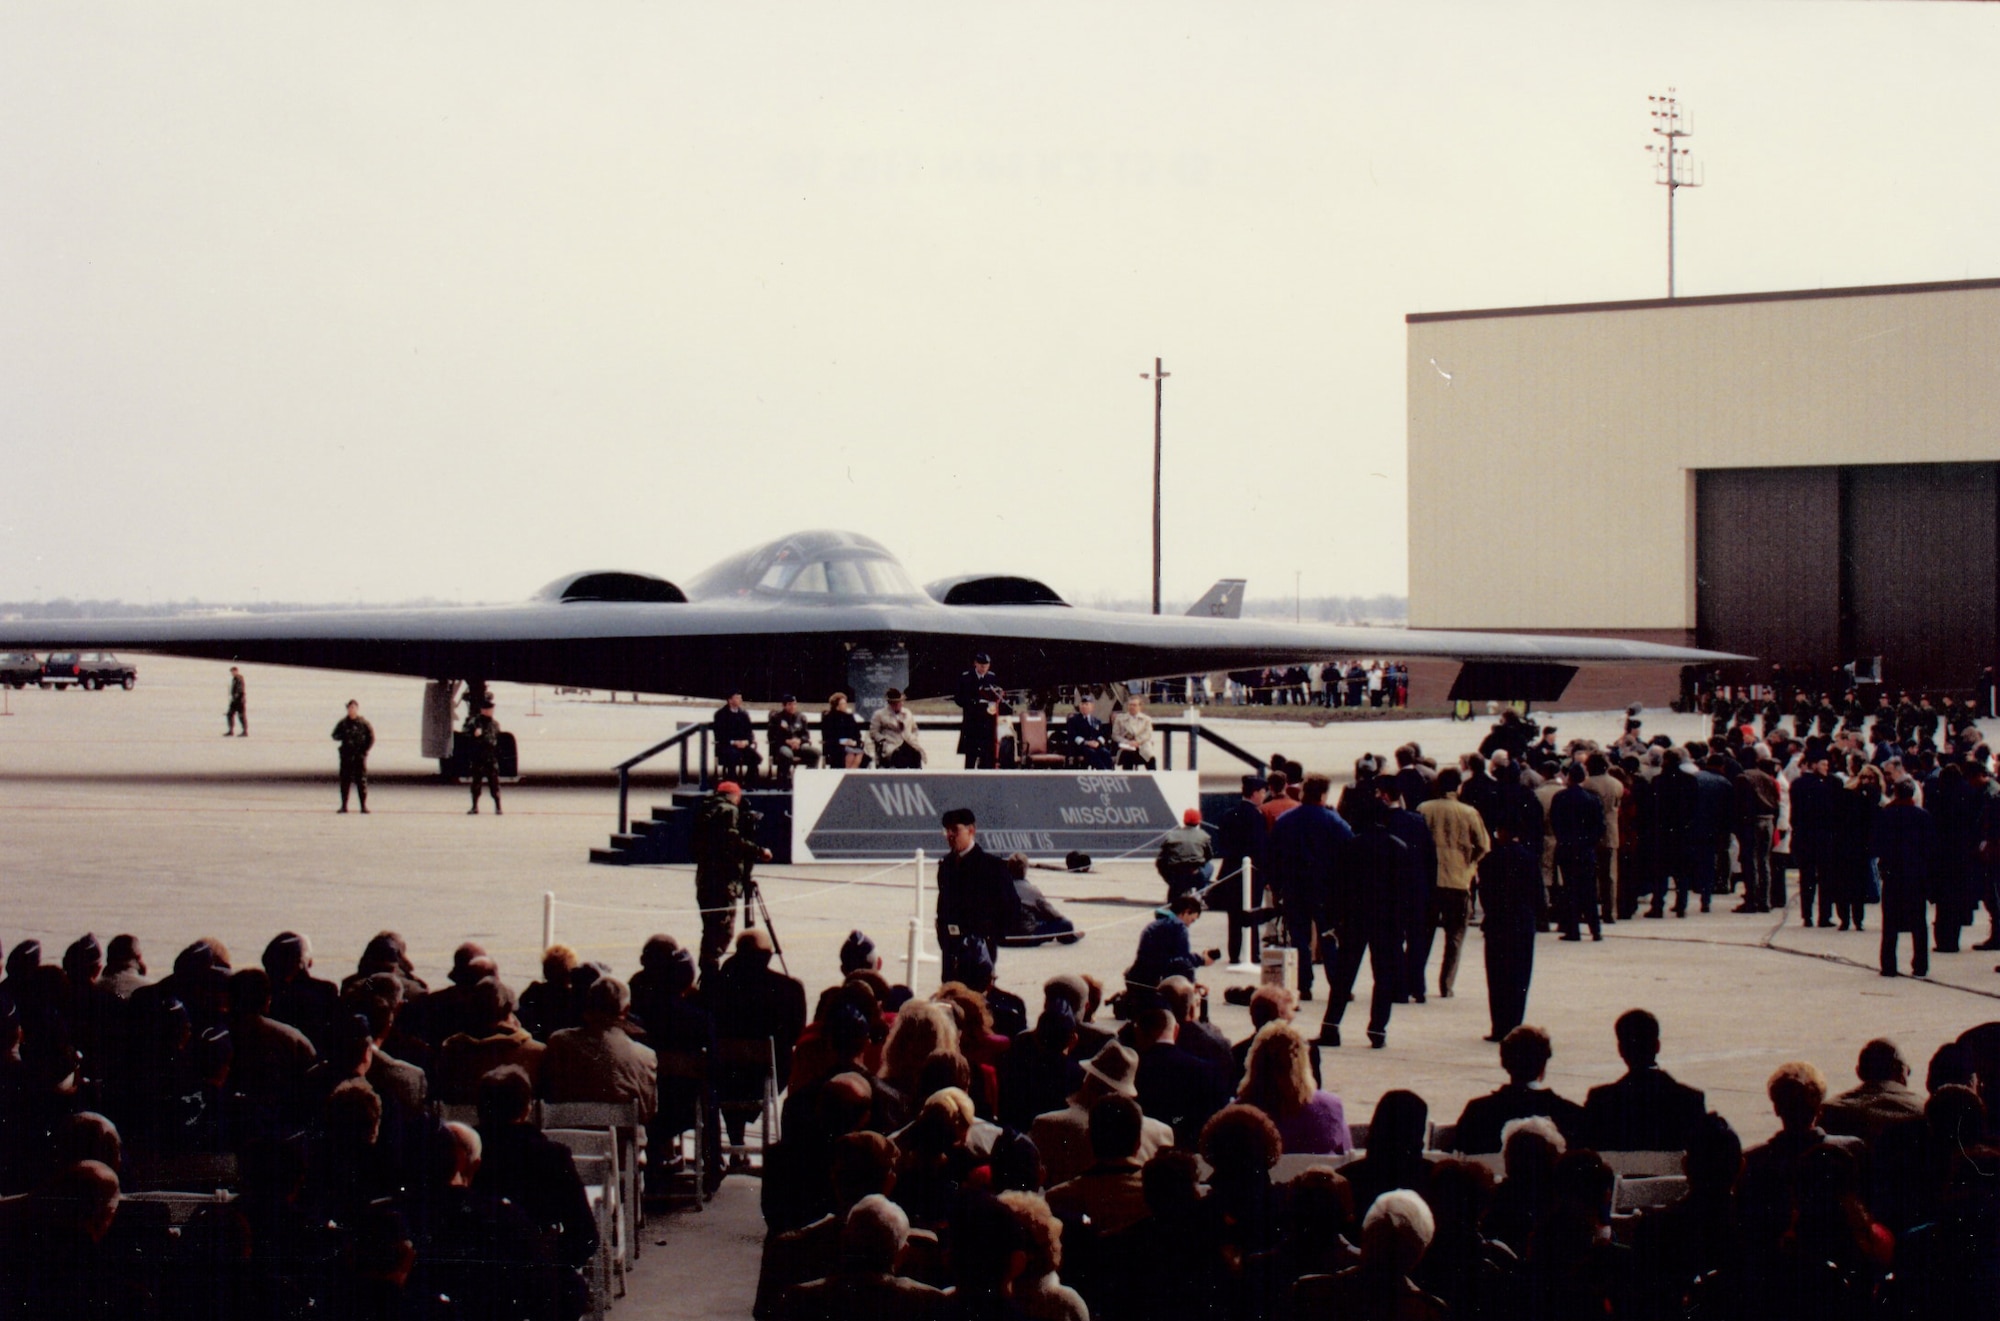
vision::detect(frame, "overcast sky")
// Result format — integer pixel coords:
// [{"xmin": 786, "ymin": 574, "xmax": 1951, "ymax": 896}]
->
[{"xmin": 3, "ymin": 2, "xmax": 1997, "ymax": 609}]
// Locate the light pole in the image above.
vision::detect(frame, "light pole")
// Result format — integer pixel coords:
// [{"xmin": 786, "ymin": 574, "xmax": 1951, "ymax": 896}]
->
[
  {"xmin": 1141, "ymin": 358, "xmax": 1170, "ymax": 614},
  {"xmin": 1647, "ymin": 89, "xmax": 1702, "ymax": 298}
]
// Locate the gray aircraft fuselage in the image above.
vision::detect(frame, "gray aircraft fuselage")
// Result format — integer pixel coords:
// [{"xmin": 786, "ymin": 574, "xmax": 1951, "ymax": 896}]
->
[{"xmin": 0, "ymin": 530, "xmax": 1741, "ymax": 701}]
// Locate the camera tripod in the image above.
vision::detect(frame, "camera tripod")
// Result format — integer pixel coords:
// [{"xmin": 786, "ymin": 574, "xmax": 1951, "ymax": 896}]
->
[{"xmin": 742, "ymin": 876, "xmax": 788, "ymax": 977}]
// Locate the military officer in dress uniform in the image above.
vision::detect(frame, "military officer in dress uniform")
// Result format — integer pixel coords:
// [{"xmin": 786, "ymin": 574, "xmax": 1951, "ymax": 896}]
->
[
  {"xmin": 955, "ymin": 653, "xmax": 1006, "ymax": 769},
  {"xmin": 464, "ymin": 699, "xmax": 503, "ymax": 815},
  {"xmin": 332, "ymin": 700, "xmax": 375, "ymax": 814},
  {"xmin": 1065, "ymin": 696, "xmax": 1115, "ymax": 770}
]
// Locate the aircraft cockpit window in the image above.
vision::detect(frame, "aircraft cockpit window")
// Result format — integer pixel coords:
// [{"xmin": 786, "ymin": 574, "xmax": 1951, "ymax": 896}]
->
[
  {"xmin": 754, "ymin": 550, "xmax": 920, "ymax": 598},
  {"xmin": 861, "ymin": 559, "xmax": 918, "ymax": 597},
  {"xmin": 824, "ymin": 560, "xmax": 867, "ymax": 596}
]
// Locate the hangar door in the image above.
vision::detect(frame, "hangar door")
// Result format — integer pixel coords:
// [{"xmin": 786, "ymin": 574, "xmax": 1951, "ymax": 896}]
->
[{"xmin": 1697, "ymin": 462, "xmax": 2000, "ymax": 691}]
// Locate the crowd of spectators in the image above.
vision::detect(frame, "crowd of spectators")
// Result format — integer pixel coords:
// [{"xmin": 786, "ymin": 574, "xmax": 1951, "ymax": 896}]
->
[
  {"xmin": 0, "ymin": 923, "xmax": 807, "ymax": 1321},
  {"xmin": 4, "ymin": 906, "xmax": 1999, "ymax": 1319},
  {"xmin": 1223, "ymin": 663, "xmax": 1410, "ymax": 709},
  {"xmin": 753, "ymin": 928, "xmax": 2000, "ymax": 1321},
  {"xmin": 1260, "ymin": 697, "xmax": 2000, "ymax": 1036}
]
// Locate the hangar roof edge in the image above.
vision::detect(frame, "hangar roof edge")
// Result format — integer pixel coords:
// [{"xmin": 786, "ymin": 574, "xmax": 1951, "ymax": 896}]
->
[{"xmin": 1406, "ymin": 276, "xmax": 2000, "ymax": 325}]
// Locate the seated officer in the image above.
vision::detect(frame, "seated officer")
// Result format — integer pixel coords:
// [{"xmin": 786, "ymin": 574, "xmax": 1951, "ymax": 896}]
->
[
  {"xmin": 767, "ymin": 695, "xmax": 821, "ymax": 784},
  {"xmin": 715, "ymin": 692, "xmax": 762, "ymax": 781},
  {"xmin": 1066, "ymin": 696, "xmax": 1116, "ymax": 770}
]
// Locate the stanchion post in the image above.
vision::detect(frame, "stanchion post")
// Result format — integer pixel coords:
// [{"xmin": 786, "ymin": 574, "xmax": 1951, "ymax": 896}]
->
[
  {"xmin": 906, "ymin": 848, "xmax": 925, "ymax": 989},
  {"xmin": 542, "ymin": 892, "xmax": 556, "ymax": 952},
  {"xmin": 1226, "ymin": 857, "xmax": 1259, "ymax": 972}
]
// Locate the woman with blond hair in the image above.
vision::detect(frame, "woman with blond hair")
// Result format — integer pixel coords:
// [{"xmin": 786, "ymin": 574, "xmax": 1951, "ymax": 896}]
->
[
  {"xmin": 1001, "ymin": 1190, "xmax": 1089, "ymax": 1321},
  {"xmin": 1237, "ymin": 1021, "xmax": 1352, "ymax": 1154},
  {"xmin": 877, "ymin": 998, "xmax": 960, "ymax": 1100},
  {"xmin": 932, "ymin": 982, "xmax": 1007, "ymax": 1115}
]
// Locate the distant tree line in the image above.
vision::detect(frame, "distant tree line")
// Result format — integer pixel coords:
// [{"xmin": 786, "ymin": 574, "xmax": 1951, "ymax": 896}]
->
[
  {"xmin": 1080, "ymin": 593, "xmax": 1408, "ymax": 624},
  {"xmin": 0, "ymin": 598, "xmax": 472, "ymax": 620}
]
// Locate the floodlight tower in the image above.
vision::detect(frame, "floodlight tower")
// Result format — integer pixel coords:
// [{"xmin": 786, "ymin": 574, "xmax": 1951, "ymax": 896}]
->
[{"xmin": 1647, "ymin": 89, "xmax": 1702, "ymax": 298}]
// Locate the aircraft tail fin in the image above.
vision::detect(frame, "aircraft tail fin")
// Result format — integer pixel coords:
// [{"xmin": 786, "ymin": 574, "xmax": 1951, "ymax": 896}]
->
[{"xmin": 1186, "ymin": 579, "xmax": 1246, "ymax": 619}]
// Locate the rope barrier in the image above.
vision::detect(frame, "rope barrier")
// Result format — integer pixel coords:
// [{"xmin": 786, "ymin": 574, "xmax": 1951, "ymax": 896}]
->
[{"xmin": 545, "ymin": 857, "xmax": 916, "ymax": 920}]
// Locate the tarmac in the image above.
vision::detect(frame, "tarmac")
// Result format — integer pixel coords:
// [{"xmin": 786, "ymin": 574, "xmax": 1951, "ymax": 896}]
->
[{"xmin": 3, "ymin": 653, "xmax": 1998, "ymax": 1318}]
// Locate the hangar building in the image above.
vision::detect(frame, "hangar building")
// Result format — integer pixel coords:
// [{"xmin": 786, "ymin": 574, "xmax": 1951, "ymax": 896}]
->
[{"xmin": 1406, "ymin": 276, "xmax": 2000, "ymax": 705}]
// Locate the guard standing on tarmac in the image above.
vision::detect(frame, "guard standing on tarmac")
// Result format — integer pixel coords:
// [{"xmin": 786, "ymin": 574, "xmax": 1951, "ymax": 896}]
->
[
  {"xmin": 936, "ymin": 806, "xmax": 1013, "ymax": 982},
  {"xmin": 332, "ymin": 700, "xmax": 375, "ymax": 814},
  {"xmin": 464, "ymin": 698, "xmax": 503, "ymax": 815},
  {"xmin": 225, "ymin": 667, "xmax": 248, "ymax": 737},
  {"xmin": 692, "ymin": 781, "xmax": 772, "ymax": 978},
  {"xmin": 955, "ymin": 653, "xmax": 1007, "ymax": 769}
]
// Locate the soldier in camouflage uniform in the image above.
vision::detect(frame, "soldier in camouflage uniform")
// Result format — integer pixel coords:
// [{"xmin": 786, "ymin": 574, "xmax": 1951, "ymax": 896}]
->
[
  {"xmin": 332, "ymin": 700, "xmax": 375, "ymax": 814},
  {"xmin": 464, "ymin": 699, "xmax": 503, "ymax": 815},
  {"xmin": 225, "ymin": 666, "xmax": 248, "ymax": 737},
  {"xmin": 692, "ymin": 781, "xmax": 772, "ymax": 977}
]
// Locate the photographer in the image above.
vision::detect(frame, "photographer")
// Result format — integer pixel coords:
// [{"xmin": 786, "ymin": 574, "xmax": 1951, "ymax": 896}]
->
[
  {"xmin": 1122, "ymin": 894, "xmax": 1217, "ymax": 1018},
  {"xmin": 692, "ymin": 781, "xmax": 772, "ymax": 979}
]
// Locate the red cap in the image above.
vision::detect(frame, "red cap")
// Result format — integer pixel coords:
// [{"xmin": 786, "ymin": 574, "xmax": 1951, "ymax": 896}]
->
[
  {"xmin": 717, "ymin": 781, "xmax": 742, "ymax": 795},
  {"xmin": 1182, "ymin": 807, "xmax": 1202, "ymax": 826}
]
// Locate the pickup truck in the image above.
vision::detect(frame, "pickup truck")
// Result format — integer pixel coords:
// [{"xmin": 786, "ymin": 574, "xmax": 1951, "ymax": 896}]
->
[{"xmin": 41, "ymin": 651, "xmax": 138, "ymax": 690}]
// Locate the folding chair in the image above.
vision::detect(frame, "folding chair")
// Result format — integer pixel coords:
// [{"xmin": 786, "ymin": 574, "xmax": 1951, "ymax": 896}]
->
[
  {"xmin": 547, "ymin": 1125, "xmax": 639, "ymax": 1292},
  {"xmin": 1272, "ymin": 1152, "xmax": 1357, "ymax": 1182},
  {"xmin": 1347, "ymin": 1122, "xmax": 1370, "ymax": 1150},
  {"xmin": 653, "ymin": 1048, "xmax": 712, "ymax": 1211},
  {"xmin": 1600, "ymin": 1150, "xmax": 1684, "ymax": 1179},
  {"xmin": 568, "ymin": 1152, "xmax": 615, "ymax": 1321},
  {"xmin": 545, "ymin": 1100, "xmax": 647, "ymax": 1260},
  {"xmin": 715, "ymin": 1037, "xmax": 778, "ymax": 1171},
  {"xmin": 124, "ymin": 1151, "xmax": 240, "ymax": 1193},
  {"xmin": 120, "ymin": 1190, "xmax": 233, "ymax": 1226},
  {"xmin": 1613, "ymin": 1174, "xmax": 1688, "ymax": 1215}
]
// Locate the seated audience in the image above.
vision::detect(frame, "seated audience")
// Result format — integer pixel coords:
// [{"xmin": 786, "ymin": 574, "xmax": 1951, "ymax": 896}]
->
[
  {"xmin": 1046, "ymin": 1094, "xmax": 1150, "ymax": 1235},
  {"xmin": 1583, "ymin": 1007, "xmax": 1706, "ymax": 1152},
  {"xmin": 262, "ymin": 931, "xmax": 340, "ymax": 1052},
  {"xmin": 1821, "ymin": 1036, "xmax": 1924, "ymax": 1143},
  {"xmin": 1235, "ymin": 1021, "xmax": 1351, "ymax": 1154},
  {"xmin": 1483, "ymin": 1116, "xmax": 1563, "ymax": 1258},
  {"xmin": 1340, "ymin": 1089, "xmax": 1432, "ymax": 1212},
  {"xmin": 541, "ymin": 975, "xmax": 658, "ymax": 1121},
  {"xmin": 437, "ymin": 976, "xmax": 545, "ymax": 1103},
  {"xmin": 1292, "ymin": 1189, "xmax": 1447, "ymax": 1321},
  {"xmin": 1230, "ymin": 984, "xmax": 1320, "ymax": 1089},
  {"xmin": 1029, "ymin": 1042, "xmax": 1172, "ymax": 1188},
  {"xmin": 1452, "ymin": 1025, "xmax": 1587, "ymax": 1153},
  {"xmin": 773, "ymin": 1193, "xmax": 945, "ymax": 1321},
  {"xmin": 1002, "ymin": 1189, "xmax": 1088, "ymax": 1321},
  {"xmin": 997, "ymin": 1003, "xmax": 1080, "ymax": 1133},
  {"xmin": 518, "ymin": 944, "xmax": 583, "ymax": 1042},
  {"xmin": 1133, "ymin": 1006, "xmax": 1230, "ymax": 1151}
]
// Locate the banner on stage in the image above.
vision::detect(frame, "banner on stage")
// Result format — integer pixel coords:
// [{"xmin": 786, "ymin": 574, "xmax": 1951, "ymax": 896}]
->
[{"xmin": 790, "ymin": 769, "xmax": 1200, "ymax": 863}]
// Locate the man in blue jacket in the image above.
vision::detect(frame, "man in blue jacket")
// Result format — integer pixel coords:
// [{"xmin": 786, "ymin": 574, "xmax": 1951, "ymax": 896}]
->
[{"xmin": 1264, "ymin": 773, "xmax": 1353, "ymax": 1012}]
